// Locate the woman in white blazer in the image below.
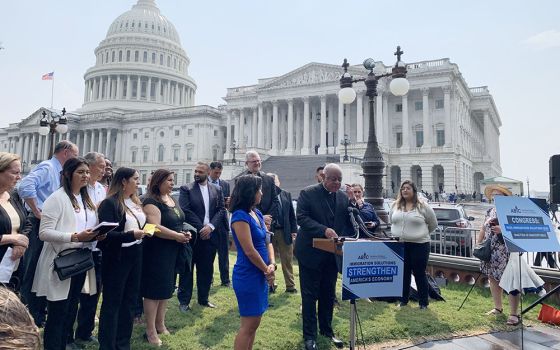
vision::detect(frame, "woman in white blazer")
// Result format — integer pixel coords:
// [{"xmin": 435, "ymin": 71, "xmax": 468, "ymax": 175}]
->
[{"xmin": 32, "ymin": 157, "xmax": 104, "ymax": 350}]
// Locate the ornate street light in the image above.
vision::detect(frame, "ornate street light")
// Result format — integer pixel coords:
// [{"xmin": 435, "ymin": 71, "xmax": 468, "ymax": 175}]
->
[
  {"xmin": 338, "ymin": 46, "xmax": 409, "ymax": 223},
  {"xmin": 230, "ymin": 139, "xmax": 240, "ymax": 164},
  {"xmin": 340, "ymin": 134, "xmax": 350, "ymax": 162},
  {"xmin": 38, "ymin": 108, "xmax": 68, "ymax": 158}
]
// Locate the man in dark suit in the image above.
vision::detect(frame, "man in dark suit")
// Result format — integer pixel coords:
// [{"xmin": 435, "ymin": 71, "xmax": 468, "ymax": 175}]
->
[
  {"xmin": 295, "ymin": 163, "xmax": 354, "ymax": 350},
  {"xmin": 267, "ymin": 173, "xmax": 298, "ymax": 293},
  {"xmin": 234, "ymin": 150, "xmax": 279, "ymax": 230},
  {"xmin": 178, "ymin": 162, "xmax": 226, "ymax": 311},
  {"xmin": 208, "ymin": 161, "xmax": 231, "ymax": 287}
]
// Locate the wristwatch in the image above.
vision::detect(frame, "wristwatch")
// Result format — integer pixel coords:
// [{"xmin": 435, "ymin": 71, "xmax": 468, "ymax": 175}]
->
[{"xmin": 71, "ymin": 233, "xmax": 79, "ymax": 242}]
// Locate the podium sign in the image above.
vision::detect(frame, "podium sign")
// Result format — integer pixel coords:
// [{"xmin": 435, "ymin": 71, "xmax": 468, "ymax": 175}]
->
[
  {"xmin": 495, "ymin": 196, "xmax": 560, "ymax": 253},
  {"xmin": 342, "ymin": 241, "xmax": 404, "ymax": 300}
]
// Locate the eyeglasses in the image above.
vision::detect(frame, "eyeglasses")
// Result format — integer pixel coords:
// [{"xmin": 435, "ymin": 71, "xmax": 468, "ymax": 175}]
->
[
  {"xmin": 247, "ymin": 160, "xmax": 261, "ymax": 164},
  {"xmin": 325, "ymin": 176, "xmax": 342, "ymax": 182}
]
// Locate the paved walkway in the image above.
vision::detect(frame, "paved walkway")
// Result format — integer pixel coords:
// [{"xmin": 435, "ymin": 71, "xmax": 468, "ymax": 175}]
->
[{"xmin": 392, "ymin": 325, "xmax": 560, "ymax": 350}]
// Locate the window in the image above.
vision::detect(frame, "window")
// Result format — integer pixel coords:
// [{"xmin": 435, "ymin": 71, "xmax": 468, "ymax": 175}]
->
[
  {"xmin": 141, "ymin": 172, "xmax": 147, "ymax": 185},
  {"xmin": 395, "ymin": 103, "xmax": 402, "ymax": 112},
  {"xmin": 160, "ymin": 54, "xmax": 163, "ymax": 65},
  {"xmin": 144, "ymin": 132, "xmax": 149, "ymax": 139},
  {"xmin": 167, "ymin": 56, "xmax": 171, "ymax": 67},
  {"xmin": 174, "ymin": 130, "xmax": 180, "ymax": 137},
  {"xmin": 173, "ymin": 149, "xmax": 179, "ymax": 161},
  {"xmin": 213, "ymin": 130, "xmax": 218, "ymax": 137},
  {"xmin": 212, "ymin": 148, "xmax": 218, "ymax": 161},
  {"xmin": 134, "ymin": 51, "xmax": 139, "ymax": 62},
  {"xmin": 111, "ymin": 51, "xmax": 115, "ymax": 62},
  {"xmin": 143, "ymin": 150, "xmax": 149, "ymax": 162},
  {"xmin": 185, "ymin": 172, "xmax": 192, "ymax": 183},
  {"xmin": 157, "ymin": 145, "xmax": 164, "ymax": 162},
  {"xmin": 396, "ymin": 132, "xmax": 403, "ymax": 148},
  {"xmin": 119, "ymin": 50, "xmax": 123, "ymax": 62},
  {"xmin": 126, "ymin": 50, "xmax": 131, "ymax": 62},
  {"xmin": 133, "ymin": 133, "xmax": 137, "ymax": 140},
  {"xmin": 415, "ymin": 131, "xmax": 424, "ymax": 147},
  {"xmin": 131, "ymin": 150, "xmax": 137, "ymax": 163},
  {"xmin": 435, "ymin": 99, "xmax": 444, "ymax": 109},
  {"xmin": 105, "ymin": 52, "xmax": 109, "ymax": 63},
  {"xmin": 187, "ymin": 147, "xmax": 193, "ymax": 161},
  {"xmin": 436, "ymin": 130, "xmax": 445, "ymax": 146},
  {"xmin": 174, "ymin": 58, "xmax": 177, "ymax": 69},
  {"xmin": 159, "ymin": 131, "xmax": 164, "ymax": 137},
  {"xmin": 415, "ymin": 101, "xmax": 423, "ymax": 111},
  {"xmin": 143, "ymin": 51, "xmax": 147, "ymax": 63},
  {"xmin": 187, "ymin": 129, "xmax": 193, "ymax": 136},
  {"xmin": 152, "ymin": 52, "xmax": 156, "ymax": 64}
]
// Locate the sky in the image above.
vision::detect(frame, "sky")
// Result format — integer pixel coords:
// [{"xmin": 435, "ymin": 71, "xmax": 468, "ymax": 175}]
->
[{"xmin": 1, "ymin": 0, "xmax": 559, "ymax": 192}]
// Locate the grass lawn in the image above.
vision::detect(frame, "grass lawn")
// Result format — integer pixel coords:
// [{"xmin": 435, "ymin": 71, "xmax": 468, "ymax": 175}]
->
[{"xmin": 81, "ymin": 252, "xmax": 556, "ymax": 349}]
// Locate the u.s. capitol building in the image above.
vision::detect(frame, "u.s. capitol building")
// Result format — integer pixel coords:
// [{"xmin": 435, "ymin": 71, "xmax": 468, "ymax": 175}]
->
[{"xmin": 0, "ymin": 0, "xmax": 502, "ymax": 196}]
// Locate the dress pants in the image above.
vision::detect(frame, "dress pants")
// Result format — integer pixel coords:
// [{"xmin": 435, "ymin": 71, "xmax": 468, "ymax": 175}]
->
[
  {"xmin": 177, "ymin": 238, "xmax": 217, "ymax": 305},
  {"xmin": 299, "ymin": 260, "xmax": 338, "ymax": 341},
  {"xmin": 20, "ymin": 215, "xmax": 47, "ymax": 326},
  {"xmin": 99, "ymin": 244, "xmax": 142, "ymax": 350},
  {"xmin": 272, "ymin": 229, "xmax": 295, "ymax": 289},
  {"xmin": 217, "ymin": 229, "xmax": 231, "ymax": 284},
  {"xmin": 43, "ymin": 272, "xmax": 87, "ymax": 350},
  {"xmin": 67, "ymin": 251, "xmax": 102, "ymax": 343},
  {"xmin": 400, "ymin": 242, "xmax": 430, "ymax": 307}
]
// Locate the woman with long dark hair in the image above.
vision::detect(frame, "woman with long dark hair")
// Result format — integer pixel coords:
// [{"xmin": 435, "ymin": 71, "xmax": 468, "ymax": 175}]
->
[
  {"xmin": 97, "ymin": 167, "xmax": 146, "ymax": 349},
  {"xmin": 32, "ymin": 157, "xmax": 102, "ymax": 350},
  {"xmin": 390, "ymin": 180, "xmax": 437, "ymax": 309},
  {"xmin": 230, "ymin": 174, "xmax": 276, "ymax": 350},
  {"xmin": 141, "ymin": 169, "xmax": 191, "ymax": 346}
]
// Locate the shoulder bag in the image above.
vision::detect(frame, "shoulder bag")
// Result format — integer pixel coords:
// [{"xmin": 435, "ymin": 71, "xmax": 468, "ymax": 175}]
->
[
  {"xmin": 53, "ymin": 248, "xmax": 94, "ymax": 281},
  {"xmin": 473, "ymin": 238, "xmax": 491, "ymax": 262}
]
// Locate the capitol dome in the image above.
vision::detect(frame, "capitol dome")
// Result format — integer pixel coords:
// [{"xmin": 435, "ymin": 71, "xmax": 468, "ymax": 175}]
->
[{"xmin": 80, "ymin": 0, "xmax": 196, "ymax": 112}]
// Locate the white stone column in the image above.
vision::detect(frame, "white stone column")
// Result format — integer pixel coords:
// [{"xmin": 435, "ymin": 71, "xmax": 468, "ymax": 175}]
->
[
  {"xmin": 251, "ymin": 107, "xmax": 257, "ymax": 148},
  {"xmin": 422, "ymin": 88, "xmax": 432, "ymax": 149},
  {"xmin": 126, "ymin": 76, "xmax": 131, "ymax": 100},
  {"xmin": 239, "ymin": 108, "xmax": 246, "ymax": 149},
  {"xmin": 174, "ymin": 83, "xmax": 180, "ymax": 105},
  {"xmin": 356, "ymin": 92, "xmax": 364, "ymax": 143},
  {"xmin": 37, "ymin": 135, "xmax": 43, "ymax": 161},
  {"xmin": 92, "ymin": 79, "xmax": 98, "ymax": 101},
  {"xmin": 107, "ymin": 76, "xmax": 112, "ymax": 99},
  {"xmin": 257, "ymin": 103, "xmax": 264, "ymax": 149},
  {"xmin": 116, "ymin": 76, "xmax": 121, "ymax": 99},
  {"xmin": 423, "ymin": 165, "xmax": 433, "ymax": 193},
  {"xmin": 383, "ymin": 94, "xmax": 389, "ymax": 146},
  {"xmin": 166, "ymin": 80, "xmax": 171, "ymax": 104},
  {"xmin": 90, "ymin": 130, "xmax": 96, "ymax": 153},
  {"xmin": 31, "ymin": 133, "xmax": 37, "ymax": 162},
  {"xmin": 83, "ymin": 81, "xmax": 89, "ymax": 103},
  {"xmin": 147, "ymin": 77, "xmax": 152, "ymax": 102},
  {"xmin": 295, "ymin": 103, "xmax": 301, "ymax": 154},
  {"xmin": 115, "ymin": 130, "xmax": 122, "ymax": 163},
  {"xmin": 225, "ymin": 111, "xmax": 232, "ymax": 158},
  {"xmin": 483, "ymin": 110, "xmax": 492, "ymax": 159},
  {"xmin": 337, "ymin": 99, "xmax": 344, "ymax": 153},
  {"xmin": 136, "ymin": 76, "xmax": 141, "ymax": 100},
  {"xmin": 375, "ymin": 90, "xmax": 383, "ymax": 144},
  {"xmin": 156, "ymin": 79, "xmax": 162, "ymax": 103},
  {"xmin": 286, "ymin": 99, "xmax": 294, "ymax": 154},
  {"xmin": 327, "ymin": 100, "xmax": 334, "ymax": 152},
  {"xmin": 75, "ymin": 131, "xmax": 81, "ymax": 153},
  {"xmin": 22, "ymin": 134, "xmax": 30, "ymax": 164},
  {"xmin": 97, "ymin": 129, "xmax": 104, "ymax": 153},
  {"xmin": 271, "ymin": 100, "xmax": 279, "ymax": 154},
  {"xmin": 319, "ymin": 95, "xmax": 327, "ymax": 154},
  {"xmin": 105, "ymin": 129, "xmax": 112, "ymax": 158},
  {"xmin": 301, "ymin": 96, "xmax": 310, "ymax": 155},
  {"xmin": 83, "ymin": 130, "xmax": 89, "ymax": 154},
  {"xmin": 402, "ymin": 94, "xmax": 409, "ymax": 149}
]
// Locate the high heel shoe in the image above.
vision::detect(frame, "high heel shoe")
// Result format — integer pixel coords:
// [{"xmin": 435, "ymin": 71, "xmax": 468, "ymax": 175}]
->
[{"xmin": 143, "ymin": 332, "xmax": 162, "ymax": 346}]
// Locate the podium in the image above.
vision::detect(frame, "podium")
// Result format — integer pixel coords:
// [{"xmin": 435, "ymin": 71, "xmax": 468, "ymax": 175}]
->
[{"xmin": 313, "ymin": 237, "xmax": 404, "ymax": 350}]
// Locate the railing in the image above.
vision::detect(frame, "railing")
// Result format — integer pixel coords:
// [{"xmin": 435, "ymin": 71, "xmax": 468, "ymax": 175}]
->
[
  {"xmin": 470, "ymin": 86, "xmax": 490, "ymax": 95},
  {"xmin": 406, "ymin": 58, "xmax": 450, "ymax": 71},
  {"xmin": 222, "ymin": 159, "xmax": 245, "ymax": 167},
  {"xmin": 348, "ymin": 156, "xmax": 363, "ymax": 164},
  {"xmin": 226, "ymin": 85, "xmax": 257, "ymax": 97}
]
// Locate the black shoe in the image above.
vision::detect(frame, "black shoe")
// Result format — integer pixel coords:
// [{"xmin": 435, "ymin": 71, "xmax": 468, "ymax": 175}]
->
[
  {"xmin": 65, "ymin": 343, "xmax": 82, "ymax": 350},
  {"xmin": 304, "ymin": 339, "xmax": 318, "ymax": 350},
  {"xmin": 269, "ymin": 284, "xmax": 277, "ymax": 294},
  {"xmin": 199, "ymin": 301, "xmax": 216, "ymax": 308},
  {"xmin": 221, "ymin": 282, "xmax": 231, "ymax": 287},
  {"xmin": 419, "ymin": 304, "xmax": 428, "ymax": 310},
  {"xmin": 285, "ymin": 287, "xmax": 298, "ymax": 294},
  {"xmin": 179, "ymin": 304, "xmax": 191, "ymax": 313},
  {"xmin": 321, "ymin": 333, "xmax": 344, "ymax": 348}
]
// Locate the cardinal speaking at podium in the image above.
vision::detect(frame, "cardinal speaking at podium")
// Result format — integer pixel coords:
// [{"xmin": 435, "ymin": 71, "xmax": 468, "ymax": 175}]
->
[{"xmin": 295, "ymin": 163, "xmax": 354, "ymax": 349}]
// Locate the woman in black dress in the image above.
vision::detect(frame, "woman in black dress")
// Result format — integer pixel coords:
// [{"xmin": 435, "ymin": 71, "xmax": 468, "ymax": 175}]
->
[{"xmin": 141, "ymin": 169, "xmax": 191, "ymax": 346}]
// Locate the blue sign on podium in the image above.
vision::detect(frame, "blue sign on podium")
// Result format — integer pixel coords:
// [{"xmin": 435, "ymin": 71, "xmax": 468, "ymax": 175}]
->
[
  {"xmin": 494, "ymin": 196, "xmax": 560, "ymax": 253},
  {"xmin": 342, "ymin": 241, "xmax": 404, "ymax": 300}
]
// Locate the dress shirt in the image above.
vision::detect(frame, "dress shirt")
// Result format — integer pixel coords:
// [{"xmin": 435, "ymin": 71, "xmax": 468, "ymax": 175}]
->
[
  {"xmin": 18, "ymin": 156, "xmax": 63, "ymax": 211},
  {"xmin": 199, "ymin": 183, "xmax": 211, "ymax": 227}
]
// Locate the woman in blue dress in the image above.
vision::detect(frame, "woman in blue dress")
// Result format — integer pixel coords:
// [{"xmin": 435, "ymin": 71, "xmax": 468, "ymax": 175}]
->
[{"xmin": 230, "ymin": 174, "xmax": 276, "ymax": 350}]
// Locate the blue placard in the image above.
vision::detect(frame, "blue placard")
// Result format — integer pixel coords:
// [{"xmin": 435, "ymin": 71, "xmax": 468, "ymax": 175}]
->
[
  {"xmin": 494, "ymin": 196, "xmax": 560, "ymax": 253},
  {"xmin": 341, "ymin": 240, "xmax": 404, "ymax": 300}
]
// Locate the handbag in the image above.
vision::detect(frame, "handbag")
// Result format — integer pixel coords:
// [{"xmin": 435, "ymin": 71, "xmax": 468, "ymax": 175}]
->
[
  {"xmin": 473, "ymin": 238, "xmax": 491, "ymax": 262},
  {"xmin": 53, "ymin": 248, "xmax": 94, "ymax": 281}
]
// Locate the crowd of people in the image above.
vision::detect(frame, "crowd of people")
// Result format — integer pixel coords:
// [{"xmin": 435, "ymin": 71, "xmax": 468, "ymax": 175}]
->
[{"xmin": 0, "ymin": 143, "xmax": 549, "ymax": 350}]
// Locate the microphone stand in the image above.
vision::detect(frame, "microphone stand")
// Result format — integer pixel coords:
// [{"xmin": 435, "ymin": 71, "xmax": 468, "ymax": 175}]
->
[{"xmin": 347, "ymin": 207, "xmax": 360, "ymax": 239}]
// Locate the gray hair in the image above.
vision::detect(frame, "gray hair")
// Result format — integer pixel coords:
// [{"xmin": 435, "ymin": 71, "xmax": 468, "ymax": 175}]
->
[
  {"xmin": 84, "ymin": 152, "xmax": 105, "ymax": 165},
  {"xmin": 245, "ymin": 150, "xmax": 260, "ymax": 161},
  {"xmin": 323, "ymin": 163, "xmax": 342, "ymax": 177}
]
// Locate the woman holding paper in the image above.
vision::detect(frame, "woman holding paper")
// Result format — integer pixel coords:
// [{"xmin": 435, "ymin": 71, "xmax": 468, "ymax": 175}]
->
[
  {"xmin": 97, "ymin": 167, "xmax": 146, "ymax": 350},
  {"xmin": 0, "ymin": 152, "xmax": 31, "ymax": 288},
  {"xmin": 141, "ymin": 169, "xmax": 191, "ymax": 346},
  {"xmin": 32, "ymin": 157, "xmax": 103, "ymax": 350}
]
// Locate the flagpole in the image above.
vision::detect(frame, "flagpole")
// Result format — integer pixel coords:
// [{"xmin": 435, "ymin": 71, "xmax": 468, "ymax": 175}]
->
[{"xmin": 51, "ymin": 74, "xmax": 55, "ymax": 108}]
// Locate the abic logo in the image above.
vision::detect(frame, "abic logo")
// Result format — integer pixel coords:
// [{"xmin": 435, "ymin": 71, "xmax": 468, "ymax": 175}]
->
[
  {"xmin": 357, "ymin": 252, "xmax": 369, "ymax": 260},
  {"xmin": 511, "ymin": 206, "xmax": 522, "ymax": 214}
]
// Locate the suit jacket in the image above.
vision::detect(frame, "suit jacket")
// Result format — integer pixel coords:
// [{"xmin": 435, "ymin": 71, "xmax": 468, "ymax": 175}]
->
[
  {"xmin": 95, "ymin": 196, "xmax": 139, "ymax": 260},
  {"xmin": 211, "ymin": 178, "xmax": 230, "ymax": 233},
  {"xmin": 179, "ymin": 181, "xmax": 225, "ymax": 246},
  {"xmin": 272, "ymin": 190, "xmax": 297, "ymax": 245},
  {"xmin": 0, "ymin": 190, "xmax": 32, "ymax": 261},
  {"xmin": 294, "ymin": 183, "xmax": 354, "ymax": 270},
  {"xmin": 234, "ymin": 170, "xmax": 279, "ymax": 219}
]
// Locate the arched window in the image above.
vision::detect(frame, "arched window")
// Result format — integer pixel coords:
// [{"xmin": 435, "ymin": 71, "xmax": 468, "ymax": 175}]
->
[{"xmin": 158, "ymin": 144, "xmax": 165, "ymax": 162}]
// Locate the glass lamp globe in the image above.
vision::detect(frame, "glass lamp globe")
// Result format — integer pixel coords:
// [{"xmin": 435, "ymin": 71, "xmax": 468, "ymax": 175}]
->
[
  {"xmin": 338, "ymin": 87, "xmax": 357, "ymax": 104},
  {"xmin": 38, "ymin": 126, "xmax": 50, "ymax": 136},
  {"xmin": 390, "ymin": 78, "xmax": 410, "ymax": 96},
  {"xmin": 56, "ymin": 124, "xmax": 68, "ymax": 134}
]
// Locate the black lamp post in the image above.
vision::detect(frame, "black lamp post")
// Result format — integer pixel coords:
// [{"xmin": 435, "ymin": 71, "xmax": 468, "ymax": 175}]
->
[
  {"xmin": 340, "ymin": 134, "xmax": 350, "ymax": 162},
  {"xmin": 338, "ymin": 46, "xmax": 409, "ymax": 223},
  {"xmin": 38, "ymin": 108, "xmax": 68, "ymax": 159},
  {"xmin": 230, "ymin": 140, "xmax": 239, "ymax": 164}
]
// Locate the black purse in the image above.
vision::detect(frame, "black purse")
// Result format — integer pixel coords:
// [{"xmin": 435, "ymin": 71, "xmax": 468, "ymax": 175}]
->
[
  {"xmin": 53, "ymin": 248, "xmax": 94, "ymax": 281},
  {"xmin": 473, "ymin": 238, "xmax": 491, "ymax": 262}
]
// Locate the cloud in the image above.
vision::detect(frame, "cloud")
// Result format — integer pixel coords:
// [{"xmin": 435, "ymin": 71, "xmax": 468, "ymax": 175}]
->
[{"xmin": 523, "ymin": 30, "xmax": 560, "ymax": 49}]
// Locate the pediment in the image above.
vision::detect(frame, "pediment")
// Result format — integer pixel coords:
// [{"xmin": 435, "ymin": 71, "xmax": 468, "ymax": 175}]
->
[
  {"xmin": 260, "ymin": 63, "xmax": 366, "ymax": 90},
  {"xmin": 18, "ymin": 107, "xmax": 64, "ymax": 128}
]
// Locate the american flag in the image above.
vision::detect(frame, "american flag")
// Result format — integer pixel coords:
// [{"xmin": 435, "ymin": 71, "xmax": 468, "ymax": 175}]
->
[{"xmin": 42, "ymin": 72, "xmax": 54, "ymax": 80}]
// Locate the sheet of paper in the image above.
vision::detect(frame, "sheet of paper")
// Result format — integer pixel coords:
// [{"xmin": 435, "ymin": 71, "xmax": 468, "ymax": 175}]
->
[{"xmin": 0, "ymin": 247, "xmax": 17, "ymax": 283}]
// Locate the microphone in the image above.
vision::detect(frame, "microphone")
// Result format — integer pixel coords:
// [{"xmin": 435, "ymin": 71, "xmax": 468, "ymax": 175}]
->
[
  {"xmin": 350, "ymin": 207, "xmax": 376, "ymax": 238},
  {"xmin": 347, "ymin": 207, "xmax": 360, "ymax": 239}
]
